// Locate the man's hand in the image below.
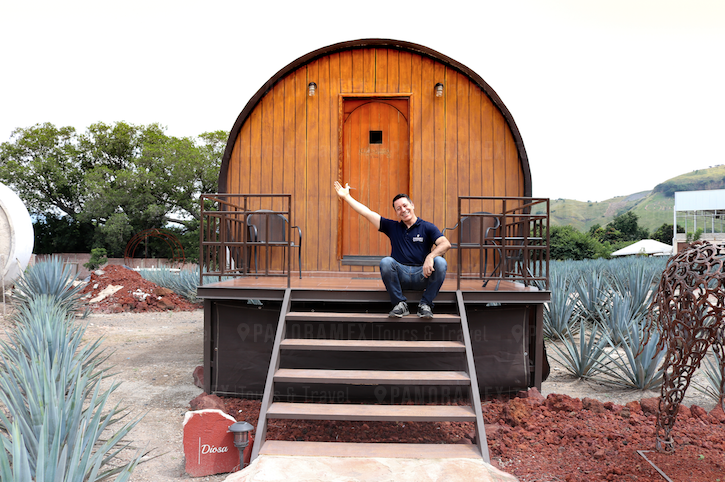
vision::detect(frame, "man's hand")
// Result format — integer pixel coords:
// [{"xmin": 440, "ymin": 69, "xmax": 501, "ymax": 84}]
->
[
  {"xmin": 423, "ymin": 255, "xmax": 435, "ymax": 278},
  {"xmin": 334, "ymin": 181, "xmax": 381, "ymax": 229},
  {"xmin": 334, "ymin": 181, "xmax": 350, "ymax": 200}
]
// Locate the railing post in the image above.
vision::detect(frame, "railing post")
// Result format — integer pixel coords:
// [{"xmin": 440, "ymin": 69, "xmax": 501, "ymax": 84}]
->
[{"xmin": 457, "ymin": 197, "xmax": 462, "ymax": 291}]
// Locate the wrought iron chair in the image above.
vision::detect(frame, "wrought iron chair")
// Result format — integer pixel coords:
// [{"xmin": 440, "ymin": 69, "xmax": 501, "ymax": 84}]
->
[
  {"xmin": 498, "ymin": 219, "xmax": 540, "ymax": 287},
  {"xmin": 442, "ymin": 212, "xmax": 501, "ymax": 285},
  {"xmin": 246, "ymin": 210, "xmax": 303, "ymax": 279}
]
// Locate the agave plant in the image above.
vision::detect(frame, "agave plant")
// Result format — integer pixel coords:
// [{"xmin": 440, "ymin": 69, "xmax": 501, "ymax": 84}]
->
[
  {"xmin": 607, "ymin": 257, "xmax": 662, "ymax": 318},
  {"xmin": 594, "ymin": 292, "xmax": 640, "ymax": 345},
  {"xmin": 138, "ymin": 267, "xmax": 200, "ymax": 302},
  {"xmin": 12, "ymin": 256, "xmax": 84, "ymax": 315},
  {"xmin": 595, "ymin": 317, "xmax": 666, "ymax": 390},
  {"xmin": 543, "ymin": 268, "xmax": 579, "ymax": 338},
  {"xmin": 0, "ymin": 369, "xmax": 141, "ymax": 482},
  {"xmin": 573, "ymin": 268, "xmax": 610, "ymax": 325},
  {"xmin": 548, "ymin": 318, "xmax": 611, "ymax": 379},
  {"xmin": 4, "ymin": 296, "xmax": 110, "ymax": 395},
  {"xmin": 693, "ymin": 348, "xmax": 725, "ymax": 407},
  {"xmin": 0, "ymin": 281, "xmax": 144, "ymax": 481}
]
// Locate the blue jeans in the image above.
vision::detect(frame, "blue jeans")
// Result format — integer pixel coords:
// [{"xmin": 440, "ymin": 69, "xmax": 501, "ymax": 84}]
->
[{"xmin": 379, "ymin": 256, "xmax": 447, "ymax": 307}]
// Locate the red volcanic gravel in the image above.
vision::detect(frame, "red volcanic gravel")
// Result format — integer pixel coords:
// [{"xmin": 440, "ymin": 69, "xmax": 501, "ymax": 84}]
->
[
  {"xmin": 218, "ymin": 392, "xmax": 725, "ymax": 481},
  {"xmin": 80, "ymin": 265, "xmax": 201, "ymax": 313}
]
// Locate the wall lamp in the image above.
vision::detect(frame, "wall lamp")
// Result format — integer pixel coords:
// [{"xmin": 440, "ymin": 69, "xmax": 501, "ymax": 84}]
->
[
  {"xmin": 435, "ymin": 82, "xmax": 444, "ymax": 97},
  {"xmin": 308, "ymin": 82, "xmax": 317, "ymax": 96}
]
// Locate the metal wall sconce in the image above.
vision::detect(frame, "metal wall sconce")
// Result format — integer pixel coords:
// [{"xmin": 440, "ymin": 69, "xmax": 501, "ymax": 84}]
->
[
  {"xmin": 435, "ymin": 83, "xmax": 444, "ymax": 97},
  {"xmin": 229, "ymin": 421, "xmax": 254, "ymax": 469},
  {"xmin": 308, "ymin": 82, "xmax": 317, "ymax": 96}
]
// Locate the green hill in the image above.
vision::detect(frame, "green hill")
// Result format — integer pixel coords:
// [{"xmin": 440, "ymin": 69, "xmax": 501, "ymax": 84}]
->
[{"xmin": 535, "ymin": 165, "xmax": 725, "ymax": 233}]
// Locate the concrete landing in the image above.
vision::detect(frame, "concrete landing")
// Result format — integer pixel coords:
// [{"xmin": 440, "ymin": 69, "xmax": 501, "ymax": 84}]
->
[{"xmin": 223, "ymin": 454, "xmax": 519, "ymax": 482}]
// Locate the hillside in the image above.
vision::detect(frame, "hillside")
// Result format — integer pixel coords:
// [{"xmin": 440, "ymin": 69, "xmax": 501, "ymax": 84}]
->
[{"xmin": 536, "ymin": 165, "xmax": 725, "ymax": 232}]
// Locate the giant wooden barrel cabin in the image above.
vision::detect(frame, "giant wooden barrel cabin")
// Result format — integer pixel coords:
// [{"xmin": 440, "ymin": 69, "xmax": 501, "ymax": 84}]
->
[
  {"xmin": 200, "ymin": 39, "xmax": 549, "ymax": 402},
  {"xmin": 216, "ymin": 38, "xmax": 533, "ymax": 275}
]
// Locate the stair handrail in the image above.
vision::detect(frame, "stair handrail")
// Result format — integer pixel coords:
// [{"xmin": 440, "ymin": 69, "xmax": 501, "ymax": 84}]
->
[
  {"xmin": 456, "ymin": 290, "xmax": 490, "ymax": 463},
  {"xmin": 251, "ymin": 288, "xmax": 292, "ymax": 462}
]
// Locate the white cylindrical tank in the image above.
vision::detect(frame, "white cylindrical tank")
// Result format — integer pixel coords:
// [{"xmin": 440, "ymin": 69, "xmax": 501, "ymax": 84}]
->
[{"xmin": 0, "ymin": 182, "xmax": 34, "ymax": 286}]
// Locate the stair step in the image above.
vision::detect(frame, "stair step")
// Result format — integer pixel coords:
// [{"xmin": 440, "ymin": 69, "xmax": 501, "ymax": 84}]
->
[
  {"xmin": 285, "ymin": 312, "xmax": 461, "ymax": 323},
  {"xmin": 274, "ymin": 368, "xmax": 471, "ymax": 385},
  {"xmin": 266, "ymin": 402, "xmax": 476, "ymax": 422},
  {"xmin": 259, "ymin": 440, "xmax": 481, "ymax": 459},
  {"xmin": 280, "ymin": 339, "xmax": 465, "ymax": 352}
]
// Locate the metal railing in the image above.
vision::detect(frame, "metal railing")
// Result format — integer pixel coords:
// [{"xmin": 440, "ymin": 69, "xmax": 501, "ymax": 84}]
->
[
  {"xmin": 199, "ymin": 194, "xmax": 294, "ymax": 287},
  {"xmin": 450, "ymin": 196, "xmax": 550, "ymax": 290}
]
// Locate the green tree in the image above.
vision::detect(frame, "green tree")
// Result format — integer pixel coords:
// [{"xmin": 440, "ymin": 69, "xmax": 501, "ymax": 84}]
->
[
  {"xmin": 651, "ymin": 223, "xmax": 684, "ymax": 244},
  {"xmin": 2, "ymin": 121, "xmax": 224, "ymax": 261},
  {"xmin": 608, "ymin": 211, "xmax": 649, "ymax": 241},
  {"xmin": 590, "ymin": 225, "xmax": 624, "ymax": 244},
  {"xmin": 32, "ymin": 213, "xmax": 95, "ymax": 253},
  {"xmin": 550, "ymin": 225, "xmax": 609, "ymax": 260},
  {"xmin": 80, "ymin": 122, "xmax": 225, "ymax": 232},
  {"xmin": 0, "ymin": 123, "xmax": 88, "ymax": 217}
]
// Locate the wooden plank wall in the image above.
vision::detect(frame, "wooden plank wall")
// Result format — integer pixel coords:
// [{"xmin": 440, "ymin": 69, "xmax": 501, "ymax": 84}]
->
[{"xmin": 224, "ymin": 48, "xmax": 525, "ymax": 273}]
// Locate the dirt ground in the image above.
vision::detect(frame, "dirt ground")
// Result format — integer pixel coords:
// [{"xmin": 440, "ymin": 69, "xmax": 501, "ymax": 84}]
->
[{"xmin": 1, "ymin": 308, "xmax": 722, "ymax": 481}]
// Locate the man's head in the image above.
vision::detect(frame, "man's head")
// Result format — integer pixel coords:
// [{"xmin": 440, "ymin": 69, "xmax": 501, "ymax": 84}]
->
[{"xmin": 392, "ymin": 193, "xmax": 416, "ymax": 226}]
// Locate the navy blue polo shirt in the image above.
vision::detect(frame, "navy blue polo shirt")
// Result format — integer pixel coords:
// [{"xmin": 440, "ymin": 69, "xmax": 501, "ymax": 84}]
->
[{"xmin": 379, "ymin": 217, "xmax": 443, "ymax": 266}]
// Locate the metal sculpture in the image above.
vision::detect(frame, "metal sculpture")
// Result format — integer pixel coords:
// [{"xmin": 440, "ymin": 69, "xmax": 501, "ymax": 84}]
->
[
  {"xmin": 646, "ymin": 240, "xmax": 725, "ymax": 453},
  {"xmin": 124, "ymin": 228, "xmax": 186, "ymax": 268}
]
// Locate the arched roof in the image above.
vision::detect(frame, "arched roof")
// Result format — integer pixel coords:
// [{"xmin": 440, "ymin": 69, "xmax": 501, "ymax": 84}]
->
[{"xmin": 219, "ymin": 39, "xmax": 531, "ymax": 196}]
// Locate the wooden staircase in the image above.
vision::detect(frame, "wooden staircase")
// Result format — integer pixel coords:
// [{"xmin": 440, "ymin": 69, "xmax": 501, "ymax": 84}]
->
[{"xmin": 250, "ymin": 289, "xmax": 490, "ymax": 463}]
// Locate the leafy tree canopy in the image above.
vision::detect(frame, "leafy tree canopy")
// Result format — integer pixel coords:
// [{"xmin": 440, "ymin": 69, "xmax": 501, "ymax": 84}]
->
[
  {"xmin": 550, "ymin": 225, "xmax": 610, "ymax": 261},
  {"xmin": 651, "ymin": 223, "xmax": 684, "ymax": 244},
  {"xmin": 608, "ymin": 211, "xmax": 649, "ymax": 242},
  {"xmin": 0, "ymin": 123, "xmax": 87, "ymax": 217},
  {"xmin": 1, "ymin": 121, "xmax": 226, "ymax": 259}
]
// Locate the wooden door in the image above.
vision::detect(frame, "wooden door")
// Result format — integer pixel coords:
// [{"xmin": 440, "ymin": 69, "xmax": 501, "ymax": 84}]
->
[{"xmin": 341, "ymin": 99, "xmax": 410, "ymax": 260}]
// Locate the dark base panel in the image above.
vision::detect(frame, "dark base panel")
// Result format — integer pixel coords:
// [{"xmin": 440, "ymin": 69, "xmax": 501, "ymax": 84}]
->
[{"xmin": 206, "ymin": 299, "xmax": 540, "ymax": 399}]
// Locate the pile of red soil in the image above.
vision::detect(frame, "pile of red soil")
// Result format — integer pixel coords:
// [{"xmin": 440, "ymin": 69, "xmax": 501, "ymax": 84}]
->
[
  {"xmin": 214, "ymin": 392, "xmax": 725, "ymax": 481},
  {"xmin": 80, "ymin": 265, "xmax": 200, "ymax": 313}
]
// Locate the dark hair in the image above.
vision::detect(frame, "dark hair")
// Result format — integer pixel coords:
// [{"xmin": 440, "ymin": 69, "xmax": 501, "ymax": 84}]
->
[{"xmin": 392, "ymin": 193, "xmax": 412, "ymax": 207}]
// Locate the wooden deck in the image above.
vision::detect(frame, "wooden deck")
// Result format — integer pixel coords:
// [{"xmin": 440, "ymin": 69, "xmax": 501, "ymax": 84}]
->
[{"xmin": 197, "ymin": 273, "xmax": 549, "ymax": 304}]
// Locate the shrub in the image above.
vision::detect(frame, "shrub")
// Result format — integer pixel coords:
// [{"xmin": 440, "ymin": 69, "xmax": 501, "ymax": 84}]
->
[
  {"xmin": 83, "ymin": 247, "xmax": 108, "ymax": 271},
  {"xmin": 550, "ymin": 226, "xmax": 606, "ymax": 261}
]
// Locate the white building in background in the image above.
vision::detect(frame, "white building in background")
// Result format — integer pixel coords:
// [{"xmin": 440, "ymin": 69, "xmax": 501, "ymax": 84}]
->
[{"xmin": 674, "ymin": 189, "xmax": 725, "ymax": 252}]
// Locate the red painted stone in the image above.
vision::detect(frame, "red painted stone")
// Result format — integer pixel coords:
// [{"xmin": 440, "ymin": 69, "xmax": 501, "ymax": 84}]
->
[{"xmin": 183, "ymin": 409, "xmax": 243, "ymax": 477}]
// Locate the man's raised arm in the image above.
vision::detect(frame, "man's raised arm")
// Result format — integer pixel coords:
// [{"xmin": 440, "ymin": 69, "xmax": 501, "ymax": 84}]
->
[{"xmin": 334, "ymin": 181, "xmax": 381, "ymax": 229}]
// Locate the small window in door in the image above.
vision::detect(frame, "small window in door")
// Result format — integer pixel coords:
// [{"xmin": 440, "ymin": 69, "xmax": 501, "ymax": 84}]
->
[{"xmin": 369, "ymin": 131, "xmax": 383, "ymax": 144}]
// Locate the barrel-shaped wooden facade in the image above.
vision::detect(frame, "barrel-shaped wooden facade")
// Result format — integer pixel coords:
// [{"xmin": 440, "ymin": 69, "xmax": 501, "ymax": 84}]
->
[{"xmin": 218, "ymin": 39, "xmax": 531, "ymax": 274}]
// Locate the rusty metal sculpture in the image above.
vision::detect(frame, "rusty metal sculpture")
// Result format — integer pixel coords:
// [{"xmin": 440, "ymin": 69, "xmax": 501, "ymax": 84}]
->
[
  {"xmin": 124, "ymin": 228, "xmax": 186, "ymax": 268},
  {"xmin": 645, "ymin": 240, "xmax": 725, "ymax": 453}
]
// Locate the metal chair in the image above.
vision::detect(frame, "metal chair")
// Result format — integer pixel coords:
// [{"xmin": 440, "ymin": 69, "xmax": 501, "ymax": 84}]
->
[
  {"xmin": 246, "ymin": 210, "xmax": 303, "ymax": 279},
  {"xmin": 443, "ymin": 212, "xmax": 501, "ymax": 284},
  {"xmin": 498, "ymin": 220, "xmax": 540, "ymax": 287}
]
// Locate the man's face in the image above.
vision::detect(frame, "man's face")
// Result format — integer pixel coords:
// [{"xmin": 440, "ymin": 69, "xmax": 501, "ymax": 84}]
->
[{"xmin": 393, "ymin": 197, "xmax": 415, "ymax": 223}]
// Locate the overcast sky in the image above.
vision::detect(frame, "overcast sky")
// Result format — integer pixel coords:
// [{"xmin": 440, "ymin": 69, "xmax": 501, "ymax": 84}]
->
[{"xmin": 1, "ymin": 0, "xmax": 723, "ymax": 202}]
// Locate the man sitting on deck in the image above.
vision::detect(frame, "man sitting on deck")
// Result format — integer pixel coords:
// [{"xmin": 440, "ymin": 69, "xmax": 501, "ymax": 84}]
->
[{"xmin": 334, "ymin": 181, "xmax": 451, "ymax": 318}]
